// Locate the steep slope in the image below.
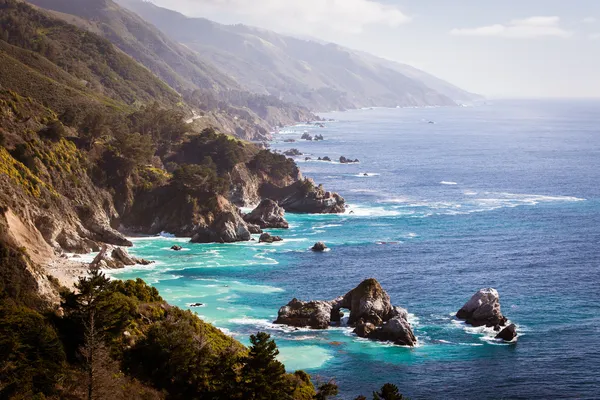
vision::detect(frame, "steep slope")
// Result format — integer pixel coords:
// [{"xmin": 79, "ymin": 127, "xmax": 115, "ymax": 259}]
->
[
  {"xmin": 26, "ymin": 0, "xmax": 316, "ymax": 140},
  {"xmin": 116, "ymin": 0, "xmax": 479, "ymax": 111}
]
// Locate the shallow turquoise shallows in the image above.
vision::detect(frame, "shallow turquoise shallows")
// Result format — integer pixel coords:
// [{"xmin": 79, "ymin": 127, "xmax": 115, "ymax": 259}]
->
[{"xmin": 109, "ymin": 100, "xmax": 600, "ymax": 399}]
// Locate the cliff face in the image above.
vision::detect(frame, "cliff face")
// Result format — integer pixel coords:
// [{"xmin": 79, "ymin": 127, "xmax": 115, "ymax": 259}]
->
[{"xmin": 0, "ymin": 91, "xmax": 130, "ymax": 254}]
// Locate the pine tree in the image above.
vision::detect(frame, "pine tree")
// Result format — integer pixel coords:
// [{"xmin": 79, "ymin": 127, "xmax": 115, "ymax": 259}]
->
[
  {"xmin": 241, "ymin": 332, "xmax": 291, "ymax": 400},
  {"xmin": 373, "ymin": 383, "xmax": 404, "ymax": 400}
]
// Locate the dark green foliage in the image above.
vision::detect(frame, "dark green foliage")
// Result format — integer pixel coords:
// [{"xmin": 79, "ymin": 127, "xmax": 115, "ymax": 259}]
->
[
  {"xmin": 174, "ymin": 127, "xmax": 248, "ymax": 173},
  {"xmin": 128, "ymin": 102, "xmax": 188, "ymax": 148},
  {"xmin": 171, "ymin": 163, "xmax": 229, "ymax": 196},
  {"xmin": 0, "ymin": 300, "xmax": 66, "ymax": 398},
  {"xmin": 113, "ymin": 131, "xmax": 156, "ymax": 170},
  {"xmin": 249, "ymin": 150, "xmax": 298, "ymax": 180},
  {"xmin": 373, "ymin": 383, "xmax": 405, "ymax": 400},
  {"xmin": 240, "ymin": 332, "xmax": 292, "ymax": 400},
  {"xmin": 314, "ymin": 380, "xmax": 339, "ymax": 400}
]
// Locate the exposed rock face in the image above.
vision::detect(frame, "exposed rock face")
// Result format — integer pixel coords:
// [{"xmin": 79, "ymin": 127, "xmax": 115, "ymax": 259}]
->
[
  {"xmin": 496, "ymin": 324, "xmax": 517, "ymax": 341},
  {"xmin": 261, "ymin": 179, "xmax": 345, "ymax": 214},
  {"xmin": 311, "ymin": 242, "xmax": 327, "ymax": 252},
  {"xmin": 456, "ymin": 288, "xmax": 508, "ymax": 327},
  {"xmin": 367, "ymin": 314, "xmax": 417, "ymax": 346},
  {"xmin": 190, "ymin": 201, "xmax": 251, "ymax": 244},
  {"xmin": 243, "ymin": 199, "xmax": 289, "ymax": 229},
  {"xmin": 90, "ymin": 245, "xmax": 153, "ymax": 269},
  {"xmin": 259, "ymin": 232, "xmax": 282, "ymax": 243},
  {"xmin": 247, "ymin": 223, "xmax": 263, "ymax": 234},
  {"xmin": 274, "ymin": 298, "xmax": 335, "ymax": 329},
  {"xmin": 274, "ymin": 279, "xmax": 416, "ymax": 346},
  {"xmin": 336, "ymin": 278, "xmax": 393, "ymax": 326},
  {"xmin": 301, "ymin": 132, "xmax": 313, "ymax": 141}
]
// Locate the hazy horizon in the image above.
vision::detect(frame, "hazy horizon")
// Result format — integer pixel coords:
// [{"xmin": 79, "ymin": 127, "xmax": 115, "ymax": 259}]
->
[{"xmin": 144, "ymin": 0, "xmax": 600, "ymax": 99}]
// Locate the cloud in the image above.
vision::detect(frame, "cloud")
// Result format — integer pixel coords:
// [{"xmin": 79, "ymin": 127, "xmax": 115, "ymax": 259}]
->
[
  {"xmin": 450, "ymin": 16, "xmax": 572, "ymax": 38},
  {"xmin": 157, "ymin": 0, "xmax": 410, "ymax": 35},
  {"xmin": 582, "ymin": 17, "xmax": 596, "ymax": 24}
]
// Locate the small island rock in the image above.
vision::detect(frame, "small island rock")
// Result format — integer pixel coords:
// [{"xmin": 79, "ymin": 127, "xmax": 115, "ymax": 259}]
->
[
  {"xmin": 311, "ymin": 242, "xmax": 327, "ymax": 252},
  {"xmin": 259, "ymin": 232, "xmax": 283, "ymax": 243},
  {"xmin": 171, "ymin": 245, "xmax": 182, "ymax": 251},
  {"xmin": 495, "ymin": 323, "xmax": 517, "ymax": 341}
]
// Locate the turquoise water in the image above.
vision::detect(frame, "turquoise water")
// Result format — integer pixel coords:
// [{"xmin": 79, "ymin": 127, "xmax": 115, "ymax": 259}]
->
[{"xmin": 110, "ymin": 101, "xmax": 600, "ymax": 399}]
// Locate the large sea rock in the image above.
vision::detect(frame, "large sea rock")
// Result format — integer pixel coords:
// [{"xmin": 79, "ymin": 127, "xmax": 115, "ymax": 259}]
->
[
  {"xmin": 243, "ymin": 199, "xmax": 289, "ymax": 229},
  {"xmin": 456, "ymin": 288, "xmax": 508, "ymax": 327},
  {"xmin": 274, "ymin": 279, "xmax": 416, "ymax": 346},
  {"xmin": 274, "ymin": 298, "xmax": 335, "ymax": 329}
]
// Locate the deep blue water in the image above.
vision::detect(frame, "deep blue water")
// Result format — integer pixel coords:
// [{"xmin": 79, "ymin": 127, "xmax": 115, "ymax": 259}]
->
[{"xmin": 111, "ymin": 100, "xmax": 600, "ymax": 399}]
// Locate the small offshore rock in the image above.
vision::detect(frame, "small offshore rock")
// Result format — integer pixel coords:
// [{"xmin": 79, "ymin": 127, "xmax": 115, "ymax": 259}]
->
[
  {"xmin": 301, "ymin": 132, "xmax": 313, "ymax": 140},
  {"xmin": 190, "ymin": 303, "xmax": 204, "ymax": 308},
  {"xmin": 259, "ymin": 232, "xmax": 283, "ymax": 243},
  {"xmin": 495, "ymin": 324, "xmax": 517, "ymax": 341},
  {"xmin": 244, "ymin": 199, "xmax": 289, "ymax": 229},
  {"xmin": 311, "ymin": 242, "xmax": 327, "ymax": 251},
  {"xmin": 283, "ymin": 148, "xmax": 303, "ymax": 156},
  {"xmin": 171, "ymin": 245, "xmax": 182, "ymax": 251}
]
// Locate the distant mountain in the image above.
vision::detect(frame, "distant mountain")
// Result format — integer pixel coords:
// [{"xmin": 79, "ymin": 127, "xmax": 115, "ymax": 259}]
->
[
  {"xmin": 26, "ymin": 0, "xmax": 316, "ymax": 140},
  {"xmin": 116, "ymin": 0, "xmax": 480, "ymax": 111}
]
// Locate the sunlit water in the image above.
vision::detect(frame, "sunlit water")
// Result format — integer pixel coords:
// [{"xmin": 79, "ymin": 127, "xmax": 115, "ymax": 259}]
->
[{"xmin": 108, "ymin": 100, "xmax": 600, "ymax": 399}]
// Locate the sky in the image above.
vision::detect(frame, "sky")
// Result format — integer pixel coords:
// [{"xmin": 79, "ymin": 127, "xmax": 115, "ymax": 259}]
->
[{"xmin": 147, "ymin": 0, "xmax": 600, "ymax": 98}]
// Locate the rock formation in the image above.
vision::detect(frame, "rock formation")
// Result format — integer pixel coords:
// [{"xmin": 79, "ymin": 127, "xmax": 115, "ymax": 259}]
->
[
  {"xmin": 274, "ymin": 279, "xmax": 416, "ymax": 346},
  {"xmin": 301, "ymin": 132, "xmax": 313, "ymax": 140},
  {"xmin": 259, "ymin": 232, "xmax": 283, "ymax": 243},
  {"xmin": 90, "ymin": 245, "xmax": 153, "ymax": 269},
  {"xmin": 243, "ymin": 199, "xmax": 289, "ymax": 229},
  {"xmin": 171, "ymin": 245, "xmax": 182, "ymax": 251},
  {"xmin": 456, "ymin": 288, "xmax": 517, "ymax": 341},
  {"xmin": 283, "ymin": 148, "xmax": 302, "ymax": 156},
  {"xmin": 261, "ymin": 179, "xmax": 345, "ymax": 214},
  {"xmin": 190, "ymin": 196, "xmax": 252, "ymax": 243},
  {"xmin": 339, "ymin": 156, "xmax": 359, "ymax": 164},
  {"xmin": 311, "ymin": 242, "xmax": 327, "ymax": 252},
  {"xmin": 456, "ymin": 288, "xmax": 507, "ymax": 327}
]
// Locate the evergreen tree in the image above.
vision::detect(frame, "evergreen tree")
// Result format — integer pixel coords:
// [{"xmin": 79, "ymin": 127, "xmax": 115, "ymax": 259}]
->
[
  {"xmin": 241, "ymin": 332, "xmax": 291, "ymax": 400},
  {"xmin": 314, "ymin": 380, "xmax": 338, "ymax": 400},
  {"xmin": 373, "ymin": 383, "xmax": 404, "ymax": 400}
]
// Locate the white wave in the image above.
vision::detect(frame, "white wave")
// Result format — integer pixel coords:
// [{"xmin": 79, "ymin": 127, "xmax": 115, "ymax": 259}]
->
[
  {"xmin": 344, "ymin": 204, "xmax": 402, "ymax": 217},
  {"xmin": 440, "ymin": 181, "xmax": 458, "ymax": 185},
  {"xmin": 158, "ymin": 231, "xmax": 175, "ymax": 238},
  {"xmin": 349, "ymin": 189, "xmax": 379, "ymax": 193}
]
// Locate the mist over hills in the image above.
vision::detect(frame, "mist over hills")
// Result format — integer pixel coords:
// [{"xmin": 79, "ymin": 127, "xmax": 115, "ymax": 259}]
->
[{"xmin": 115, "ymin": 0, "xmax": 481, "ymax": 111}]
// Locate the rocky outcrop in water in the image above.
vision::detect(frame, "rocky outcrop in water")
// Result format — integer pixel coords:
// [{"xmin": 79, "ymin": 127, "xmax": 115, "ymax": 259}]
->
[
  {"xmin": 495, "ymin": 324, "xmax": 517, "ymax": 341},
  {"xmin": 190, "ymin": 200, "xmax": 252, "ymax": 244},
  {"xmin": 274, "ymin": 278, "xmax": 416, "ymax": 346},
  {"xmin": 274, "ymin": 298, "xmax": 334, "ymax": 329},
  {"xmin": 243, "ymin": 199, "xmax": 289, "ymax": 229},
  {"xmin": 171, "ymin": 245, "xmax": 182, "ymax": 251},
  {"xmin": 339, "ymin": 156, "xmax": 359, "ymax": 164},
  {"xmin": 283, "ymin": 148, "xmax": 302, "ymax": 156},
  {"xmin": 311, "ymin": 242, "xmax": 327, "ymax": 252},
  {"xmin": 456, "ymin": 288, "xmax": 507, "ymax": 327},
  {"xmin": 314, "ymin": 134, "xmax": 324, "ymax": 141},
  {"xmin": 90, "ymin": 245, "xmax": 153, "ymax": 269},
  {"xmin": 261, "ymin": 179, "xmax": 345, "ymax": 214},
  {"xmin": 456, "ymin": 288, "xmax": 517, "ymax": 341},
  {"xmin": 259, "ymin": 232, "xmax": 282, "ymax": 243},
  {"xmin": 301, "ymin": 132, "xmax": 313, "ymax": 141}
]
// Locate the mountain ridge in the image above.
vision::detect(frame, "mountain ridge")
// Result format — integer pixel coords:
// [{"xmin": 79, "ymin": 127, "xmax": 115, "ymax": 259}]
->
[{"xmin": 115, "ymin": 0, "xmax": 481, "ymax": 111}]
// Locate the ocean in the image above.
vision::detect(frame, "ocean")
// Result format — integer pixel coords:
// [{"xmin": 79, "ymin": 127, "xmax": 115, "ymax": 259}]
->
[{"xmin": 110, "ymin": 100, "xmax": 600, "ymax": 399}]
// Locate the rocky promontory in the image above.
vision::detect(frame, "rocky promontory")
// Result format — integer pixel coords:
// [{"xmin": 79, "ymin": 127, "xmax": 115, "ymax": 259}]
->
[
  {"xmin": 274, "ymin": 279, "xmax": 416, "ymax": 346},
  {"xmin": 261, "ymin": 179, "xmax": 345, "ymax": 214},
  {"xmin": 90, "ymin": 245, "xmax": 153, "ymax": 269}
]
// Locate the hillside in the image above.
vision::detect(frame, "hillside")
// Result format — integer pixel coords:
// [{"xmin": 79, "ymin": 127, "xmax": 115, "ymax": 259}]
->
[
  {"xmin": 115, "ymin": 0, "xmax": 480, "ymax": 111},
  {"xmin": 26, "ymin": 0, "xmax": 316, "ymax": 140}
]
